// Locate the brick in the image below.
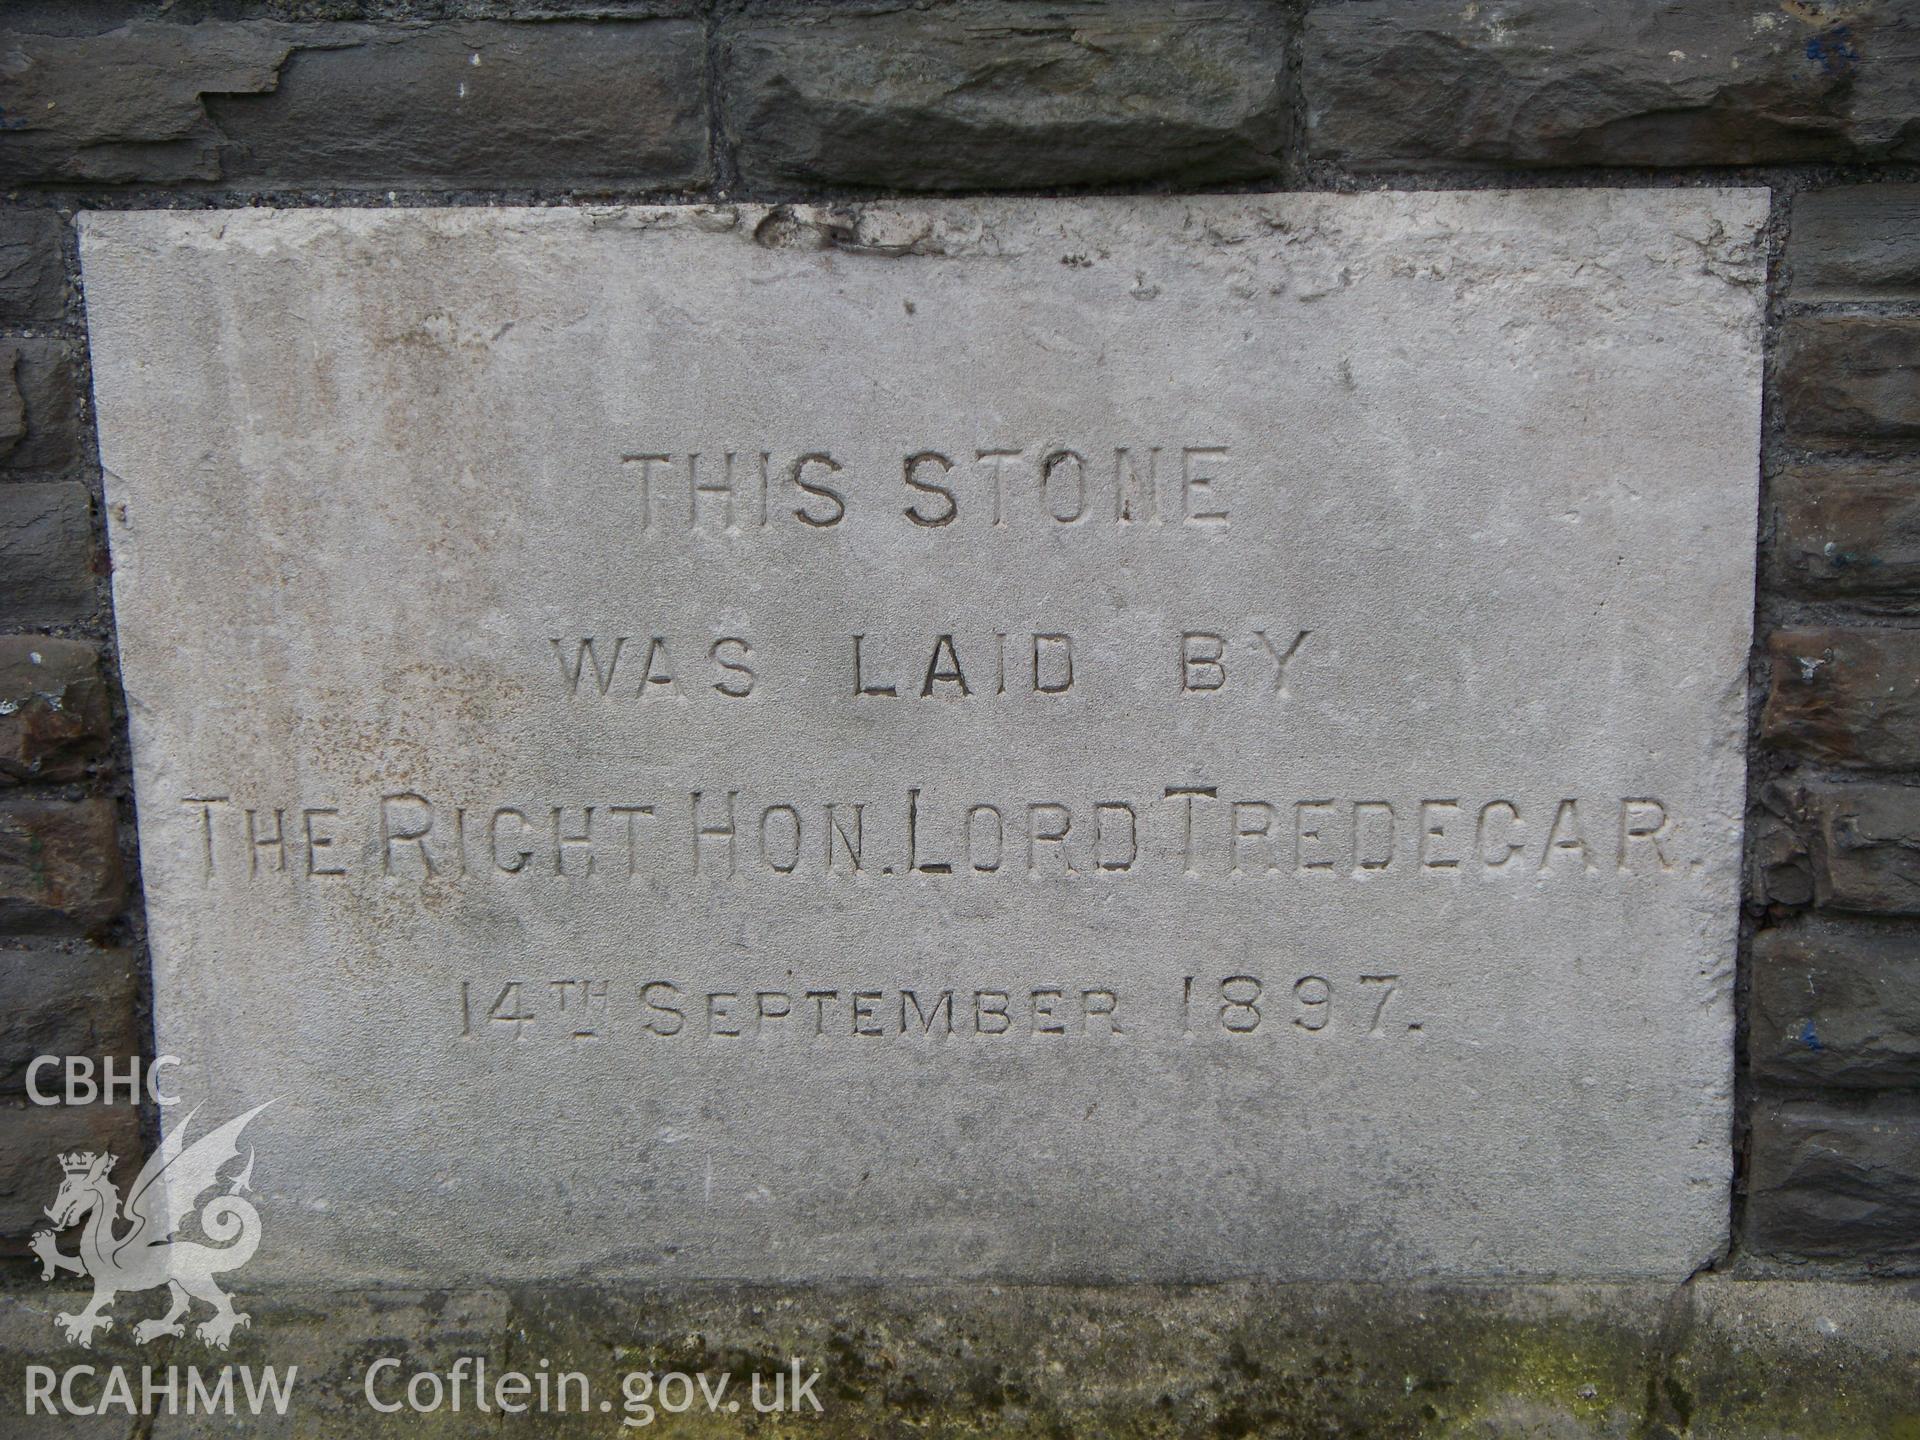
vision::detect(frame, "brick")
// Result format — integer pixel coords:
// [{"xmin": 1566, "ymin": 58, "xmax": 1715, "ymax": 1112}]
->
[
  {"xmin": 0, "ymin": 1104, "xmax": 141, "ymax": 1247},
  {"xmin": 1779, "ymin": 316, "xmax": 1920, "ymax": 446},
  {"xmin": 1752, "ymin": 921, "xmax": 1920, "ymax": 1090},
  {"xmin": 1304, "ymin": 1, "xmax": 1920, "ymax": 169},
  {"xmin": 0, "ymin": 796, "xmax": 124, "ymax": 935},
  {"xmin": 0, "ymin": 637, "xmax": 111, "ymax": 784},
  {"xmin": 1748, "ymin": 1098, "xmax": 1920, "ymax": 1268},
  {"xmin": 212, "ymin": 21, "xmax": 710, "ymax": 190},
  {"xmin": 0, "ymin": 209, "xmax": 66, "ymax": 325},
  {"xmin": 1762, "ymin": 627, "xmax": 1920, "ymax": 770},
  {"xmin": 1796, "ymin": 781, "xmax": 1920, "ymax": 915},
  {"xmin": 1771, "ymin": 458, "xmax": 1920, "ymax": 611},
  {"xmin": 725, "ymin": 0, "xmax": 1288, "ymax": 191},
  {"xmin": 1793, "ymin": 184, "xmax": 1920, "ymax": 301},
  {"xmin": 0, "ymin": 947, "xmax": 140, "ymax": 1098},
  {"xmin": 0, "ymin": 339, "xmax": 80, "ymax": 471},
  {"xmin": 0, "ymin": 483, "xmax": 96, "ymax": 626}
]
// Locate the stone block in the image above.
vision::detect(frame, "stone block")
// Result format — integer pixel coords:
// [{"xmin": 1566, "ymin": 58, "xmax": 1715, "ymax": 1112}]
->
[
  {"xmin": 0, "ymin": 796, "xmax": 124, "ymax": 935},
  {"xmin": 76, "ymin": 191, "xmax": 1765, "ymax": 1284},
  {"xmin": 1752, "ymin": 921, "xmax": 1920, "ymax": 1089},
  {"xmin": 1748, "ymin": 1098, "xmax": 1920, "ymax": 1268},
  {"xmin": 1762, "ymin": 626, "xmax": 1920, "ymax": 770},
  {"xmin": 1771, "ymin": 458, "xmax": 1920, "ymax": 610},
  {"xmin": 212, "ymin": 20, "xmax": 709, "ymax": 190},
  {"xmin": 1793, "ymin": 184, "xmax": 1920, "ymax": 301},
  {"xmin": 0, "ymin": 18, "xmax": 707, "ymax": 190},
  {"xmin": 0, "ymin": 1103, "xmax": 141, "ymax": 1246},
  {"xmin": 725, "ymin": 0, "xmax": 1288, "ymax": 190},
  {"xmin": 0, "ymin": 208, "xmax": 67, "ymax": 324},
  {"xmin": 1797, "ymin": 782, "xmax": 1920, "ymax": 915},
  {"xmin": 1304, "ymin": 0, "xmax": 1920, "ymax": 168},
  {"xmin": 0, "ymin": 339, "xmax": 80, "ymax": 471},
  {"xmin": 1752, "ymin": 801, "xmax": 1815, "ymax": 909},
  {"xmin": 0, "ymin": 483, "xmax": 97, "ymax": 626},
  {"xmin": 1779, "ymin": 317, "xmax": 1920, "ymax": 446},
  {"xmin": 0, "ymin": 946, "xmax": 141, "ymax": 1097},
  {"xmin": 0, "ymin": 636, "xmax": 112, "ymax": 784},
  {"xmin": 0, "ymin": 19, "xmax": 307, "ymax": 185},
  {"xmin": 1680, "ymin": 1276, "xmax": 1920, "ymax": 1432}
]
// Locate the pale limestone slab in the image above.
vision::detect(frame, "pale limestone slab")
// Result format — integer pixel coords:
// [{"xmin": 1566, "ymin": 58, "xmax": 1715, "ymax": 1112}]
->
[{"xmin": 78, "ymin": 192, "xmax": 1766, "ymax": 1284}]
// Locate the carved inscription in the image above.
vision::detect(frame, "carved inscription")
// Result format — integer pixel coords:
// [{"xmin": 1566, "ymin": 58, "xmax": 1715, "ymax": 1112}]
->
[
  {"xmin": 545, "ymin": 629, "xmax": 1312, "ymax": 702},
  {"xmin": 622, "ymin": 444, "xmax": 1232, "ymax": 533},
  {"xmin": 177, "ymin": 791, "xmax": 1681, "ymax": 884},
  {"xmin": 454, "ymin": 973, "xmax": 1427, "ymax": 1045}
]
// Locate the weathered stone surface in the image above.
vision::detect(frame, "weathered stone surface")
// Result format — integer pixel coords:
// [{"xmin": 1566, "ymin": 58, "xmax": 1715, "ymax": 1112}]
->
[
  {"xmin": 0, "ymin": 636, "xmax": 111, "ymax": 784},
  {"xmin": 0, "ymin": 339, "xmax": 79, "ymax": 471},
  {"xmin": 725, "ymin": 1, "xmax": 1288, "ymax": 190},
  {"xmin": 211, "ymin": 21, "xmax": 709, "ymax": 189},
  {"xmin": 0, "ymin": 209, "xmax": 66, "ymax": 324},
  {"xmin": 1762, "ymin": 626, "xmax": 1920, "ymax": 770},
  {"xmin": 1752, "ymin": 921, "xmax": 1920, "ymax": 1089},
  {"xmin": 1304, "ymin": 0, "xmax": 1920, "ymax": 168},
  {"xmin": 148, "ymin": 1292, "xmax": 513, "ymax": 1439},
  {"xmin": 0, "ymin": 796, "xmax": 124, "ymax": 935},
  {"xmin": 1772, "ymin": 458, "xmax": 1920, "ymax": 610},
  {"xmin": 0, "ymin": 19, "xmax": 707, "ymax": 189},
  {"xmin": 1797, "ymin": 781, "xmax": 1920, "ymax": 915},
  {"xmin": 5, "ymin": 1282, "xmax": 1670, "ymax": 1438},
  {"xmin": 0, "ymin": 946, "xmax": 141, "ymax": 1097},
  {"xmin": 0, "ymin": 1278, "xmax": 1914, "ymax": 1439},
  {"xmin": 0, "ymin": 20, "xmax": 309, "ymax": 185},
  {"xmin": 0, "ymin": 482, "xmax": 97, "ymax": 625},
  {"xmin": 1780, "ymin": 316, "xmax": 1920, "ymax": 446},
  {"xmin": 1793, "ymin": 184, "xmax": 1920, "ymax": 301},
  {"xmin": 79, "ymin": 192, "xmax": 1763, "ymax": 1285},
  {"xmin": 499, "ymin": 1283, "xmax": 1673, "ymax": 1440},
  {"xmin": 1748, "ymin": 1098, "xmax": 1920, "ymax": 1268},
  {"xmin": 1751, "ymin": 797, "xmax": 1816, "ymax": 909},
  {"xmin": 0, "ymin": 1103, "xmax": 140, "ymax": 1246},
  {"xmin": 1681, "ymin": 1276, "xmax": 1920, "ymax": 1433},
  {"xmin": 0, "ymin": 1282, "xmax": 1671, "ymax": 1438}
]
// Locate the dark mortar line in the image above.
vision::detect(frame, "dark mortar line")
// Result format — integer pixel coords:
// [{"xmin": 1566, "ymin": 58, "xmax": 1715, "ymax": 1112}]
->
[
  {"xmin": 1277, "ymin": 0, "xmax": 1311, "ymax": 192},
  {"xmin": 1753, "ymin": 1080, "xmax": 1920, "ymax": 1106},
  {"xmin": 1757, "ymin": 768, "xmax": 1920, "ymax": 791},
  {"xmin": 0, "ymin": 466, "xmax": 105, "ymax": 485},
  {"xmin": 1782, "ymin": 298, "xmax": 1920, "ymax": 316},
  {"xmin": 1768, "ymin": 441, "xmax": 1920, "ymax": 466},
  {"xmin": 1751, "ymin": 916, "xmax": 1920, "ymax": 940},
  {"xmin": 1761, "ymin": 601, "xmax": 1920, "ymax": 629},
  {"xmin": 1724, "ymin": 182, "xmax": 1794, "ymax": 1277},
  {"xmin": 8, "ymin": 156, "xmax": 1920, "ymax": 213},
  {"xmin": 705, "ymin": 0, "xmax": 747, "ymax": 199}
]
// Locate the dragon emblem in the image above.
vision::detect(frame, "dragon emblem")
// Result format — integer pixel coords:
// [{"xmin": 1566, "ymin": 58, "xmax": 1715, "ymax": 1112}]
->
[{"xmin": 30, "ymin": 1102, "xmax": 272, "ymax": 1350}]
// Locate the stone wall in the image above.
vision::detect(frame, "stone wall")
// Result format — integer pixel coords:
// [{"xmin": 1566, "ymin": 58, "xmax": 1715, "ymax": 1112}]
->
[{"xmin": 0, "ymin": 0, "xmax": 1914, "ymax": 1278}]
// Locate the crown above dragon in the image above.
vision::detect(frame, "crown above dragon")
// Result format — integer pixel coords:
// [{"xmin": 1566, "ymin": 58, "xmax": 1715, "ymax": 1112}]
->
[{"xmin": 57, "ymin": 1152, "xmax": 107, "ymax": 1175}]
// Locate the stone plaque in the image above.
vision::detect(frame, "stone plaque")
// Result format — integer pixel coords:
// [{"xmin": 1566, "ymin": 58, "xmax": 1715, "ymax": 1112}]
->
[{"xmin": 79, "ymin": 192, "xmax": 1765, "ymax": 1284}]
